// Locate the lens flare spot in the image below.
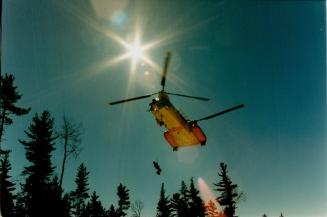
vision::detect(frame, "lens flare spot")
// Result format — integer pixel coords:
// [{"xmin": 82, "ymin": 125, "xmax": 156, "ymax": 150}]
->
[
  {"xmin": 111, "ymin": 10, "xmax": 128, "ymax": 26},
  {"xmin": 177, "ymin": 148, "xmax": 199, "ymax": 164}
]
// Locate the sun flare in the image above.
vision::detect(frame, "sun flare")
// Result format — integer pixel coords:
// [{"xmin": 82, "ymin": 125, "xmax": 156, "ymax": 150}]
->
[
  {"xmin": 103, "ymin": 28, "xmax": 163, "ymax": 74},
  {"xmin": 128, "ymin": 38, "xmax": 144, "ymax": 62}
]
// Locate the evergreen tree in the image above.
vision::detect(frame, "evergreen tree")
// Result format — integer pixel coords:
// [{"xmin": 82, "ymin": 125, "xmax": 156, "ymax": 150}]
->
[
  {"xmin": 0, "ymin": 73, "xmax": 30, "ymax": 145},
  {"xmin": 15, "ymin": 192, "xmax": 28, "ymax": 217},
  {"xmin": 0, "ymin": 73, "xmax": 30, "ymax": 216},
  {"xmin": 107, "ymin": 205, "xmax": 118, "ymax": 217},
  {"xmin": 180, "ymin": 181, "xmax": 189, "ymax": 217},
  {"xmin": 71, "ymin": 163, "xmax": 90, "ymax": 217},
  {"xmin": 116, "ymin": 183, "xmax": 130, "ymax": 217},
  {"xmin": 187, "ymin": 178, "xmax": 205, "ymax": 217},
  {"xmin": 156, "ymin": 183, "xmax": 171, "ymax": 217},
  {"xmin": 170, "ymin": 193, "xmax": 183, "ymax": 217},
  {"xmin": 0, "ymin": 150, "xmax": 16, "ymax": 217},
  {"xmin": 47, "ymin": 175, "xmax": 69, "ymax": 217},
  {"xmin": 62, "ymin": 193, "xmax": 72, "ymax": 217},
  {"xmin": 180, "ymin": 181, "xmax": 188, "ymax": 202},
  {"xmin": 214, "ymin": 162, "xmax": 241, "ymax": 217},
  {"xmin": 170, "ymin": 181, "xmax": 189, "ymax": 217},
  {"xmin": 19, "ymin": 111, "xmax": 57, "ymax": 217},
  {"xmin": 84, "ymin": 191, "xmax": 106, "ymax": 217}
]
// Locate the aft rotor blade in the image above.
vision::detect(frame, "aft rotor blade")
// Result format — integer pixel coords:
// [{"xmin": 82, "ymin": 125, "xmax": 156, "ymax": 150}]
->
[
  {"xmin": 109, "ymin": 93, "xmax": 157, "ymax": 105},
  {"xmin": 166, "ymin": 92, "xmax": 209, "ymax": 101},
  {"xmin": 196, "ymin": 104, "xmax": 244, "ymax": 122},
  {"xmin": 161, "ymin": 52, "xmax": 171, "ymax": 90}
]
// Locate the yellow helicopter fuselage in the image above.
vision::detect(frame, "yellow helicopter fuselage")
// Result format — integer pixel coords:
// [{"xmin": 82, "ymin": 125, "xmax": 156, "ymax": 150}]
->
[{"xmin": 149, "ymin": 91, "xmax": 206, "ymax": 150}]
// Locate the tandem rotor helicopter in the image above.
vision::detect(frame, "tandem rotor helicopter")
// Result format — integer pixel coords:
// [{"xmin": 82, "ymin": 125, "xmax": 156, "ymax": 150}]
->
[{"xmin": 109, "ymin": 52, "xmax": 244, "ymax": 151}]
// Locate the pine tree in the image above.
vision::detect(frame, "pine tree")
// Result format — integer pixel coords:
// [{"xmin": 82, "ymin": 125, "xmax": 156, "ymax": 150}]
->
[
  {"xmin": 84, "ymin": 191, "xmax": 106, "ymax": 217},
  {"xmin": 15, "ymin": 192, "xmax": 28, "ymax": 217},
  {"xmin": 47, "ymin": 175, "xmax": 71, "ymax": 217},
  {"xmin": 116, "ymin": 183, "xmax": 130, "ymax": 217},
  {"xmin": 170, "ymin": 181, "xmax": 189, "ymax": 217},
  {"xmin": 0, "ymin": 150, "xmax": 16, "ymax": 217},
  {"xmin": 214, "ymin": 162, "xmax": 241, "ymax": 217},
  {"xmin": 180, "ymin": 181, "xmax": 189, "ymax": 217},
  {"xmin": 0, "ymin": 73, "xmax": 30, "ymax": 145},
  {"xmin": 0, "ymin": 73, "xmax": 30, "ymax": 216},
  {"xmin": 71, "ymin": 163, "xmax": 90, "ymax": 217},
  {"xmin": 107, "ymin": 205, "xmax": 118, "ymax": 217},
  {"xmin": 62, "ymin": 193, "xmax": 72, "ymax": 217},
  {"xmin": 170, "ymin": 193, "xmax": 182, "ymax": 217},
  {"xmin": 156, "ymin": 183, "xmax": 171, "ymax": 217},
  {"xmin": 19, "ymin": 111, "xmax": 57, "ymax": 217},
  {"xmin": 187, "ymin": 178, "xmax": 205, "ymax": 217}
]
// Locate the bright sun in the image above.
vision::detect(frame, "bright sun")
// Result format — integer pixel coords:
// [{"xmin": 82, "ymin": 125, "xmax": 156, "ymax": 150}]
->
[
  {"xmin": 104, "ymin": 28, "xmax": 163, "ymax": 74},
  {"xmin": 128, "ymin": 38, "xmax": 144, "ymax": 62}
]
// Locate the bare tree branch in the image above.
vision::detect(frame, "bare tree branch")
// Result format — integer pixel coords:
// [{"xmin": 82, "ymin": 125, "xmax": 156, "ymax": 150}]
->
[
  {"xmin": 56, "ymin": 114, "xmax": 83, "ymax": 189},
  {"xmin": 131, "ymin": 200, "xmax": 144, "ymax": 217}
]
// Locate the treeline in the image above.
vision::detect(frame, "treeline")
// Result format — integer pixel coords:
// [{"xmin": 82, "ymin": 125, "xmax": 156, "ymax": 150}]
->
[
  {"xmin": 0, "ymin": 73, "xmax": 242, "ymax": 217},
  {"xmin": 263, "ymin": 214, "xmax": 284, "ymax": 217}
]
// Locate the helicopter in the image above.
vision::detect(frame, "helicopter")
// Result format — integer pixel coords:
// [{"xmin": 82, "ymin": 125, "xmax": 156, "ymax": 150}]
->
[{"xmin": 109, "ymin": 52, "xmax": 244, "ymax": 151}]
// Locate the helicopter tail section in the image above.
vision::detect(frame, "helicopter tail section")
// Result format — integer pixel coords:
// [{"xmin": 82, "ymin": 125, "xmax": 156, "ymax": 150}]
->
[
  {"xmin": 163, "ymin": 125, "xmax": 207, "ymax": 150},
  {"xmin": 192, "ymin": 126, "xmax": 207, "ymax": 145}
]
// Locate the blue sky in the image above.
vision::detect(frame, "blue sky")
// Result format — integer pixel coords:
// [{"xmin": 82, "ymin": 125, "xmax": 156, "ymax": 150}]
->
[{"xmin": 2, "ymin": 1, "xmax": 326, "ymax": 217}]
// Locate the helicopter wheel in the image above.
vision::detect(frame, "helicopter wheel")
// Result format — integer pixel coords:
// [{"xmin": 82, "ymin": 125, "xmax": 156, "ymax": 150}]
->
[
  {"xmin": 200, "ymin": 142, "xmax": 206, "ymax": 146},
  {"xmin": 173, "ymin": 147, "xmax": 178, "ymax": 151}
]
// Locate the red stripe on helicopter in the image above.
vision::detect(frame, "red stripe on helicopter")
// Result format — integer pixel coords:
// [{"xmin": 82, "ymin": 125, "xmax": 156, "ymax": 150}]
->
[
  {"xmin": 192, "ymin": 126, "xmax": 206, "ymax": 143},
  {"xmin": 164, "ymin": 131, "xmax": 178, "ymax": 149}
]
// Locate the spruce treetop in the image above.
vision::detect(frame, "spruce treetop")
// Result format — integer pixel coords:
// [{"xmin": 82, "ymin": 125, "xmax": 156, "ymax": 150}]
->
[{"xmin": 0, "ymin": 73, "xmax": 30, "ymax": 144}]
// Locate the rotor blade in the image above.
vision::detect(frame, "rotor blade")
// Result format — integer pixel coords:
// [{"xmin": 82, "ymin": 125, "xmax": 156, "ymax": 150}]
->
[
  {"xmin": 166, "ymin": 92, "xmax": 209, "ymax": 101},
  {"xmin": 161, "ymin": 52, "xmax": 171, "ymax": 90},
  {"xmin": 109, "ymin": 93, "xmax": 157, "ymax": 105},
  {"xmin": 196, "ymin": 104, "xmax": 244, "ymax": 122}
]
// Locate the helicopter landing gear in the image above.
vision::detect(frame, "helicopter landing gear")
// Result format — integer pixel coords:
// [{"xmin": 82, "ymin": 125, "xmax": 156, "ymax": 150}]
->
[
  {"xmin": 173, "ymin": 147, "xmax": 179, "ymax": 151},
  {"xmin": 200, "ymin": 141, "xmax": 206, "ymax": 146}
]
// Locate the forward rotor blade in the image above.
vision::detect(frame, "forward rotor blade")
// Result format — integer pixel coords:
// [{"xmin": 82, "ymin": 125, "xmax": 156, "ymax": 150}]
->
[
  {"xmin": 161, "ymin": 52, "xmax": 171, "ymax": 90},
  {"xmin": 109, "ymin": 93, "xmax": 157, "ymax": 105},
  {"xmin": 166, "ymin": 92, "xmax": 209, "ymax": 101},
  {"xmin": 196, "ymin": 104, "xmax": 244, "ymax": 122}
]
